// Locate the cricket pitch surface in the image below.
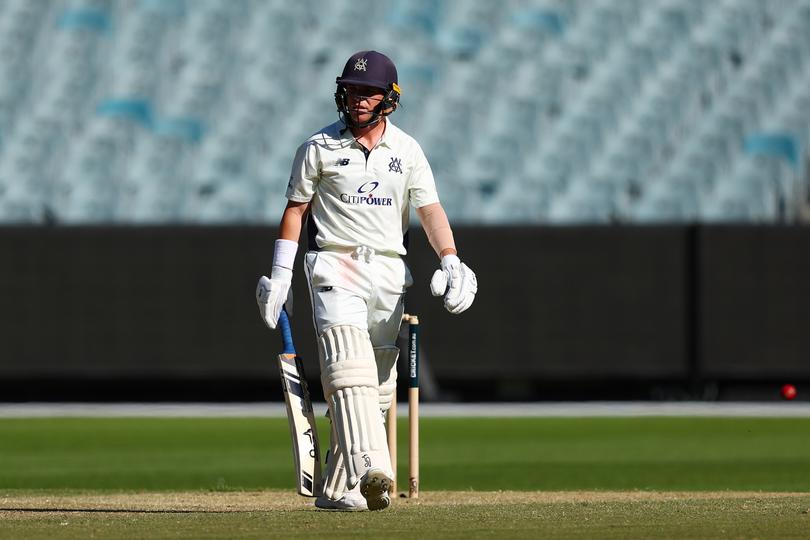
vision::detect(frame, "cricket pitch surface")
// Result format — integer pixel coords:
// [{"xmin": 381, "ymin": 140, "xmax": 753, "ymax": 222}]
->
[
  {"xmin": 2, "ymin": 490, "xmax": 809, "ymax": 540},
  {"xmin": 2, "ymin": 490, "xmax": 808, "ymax": 512}
]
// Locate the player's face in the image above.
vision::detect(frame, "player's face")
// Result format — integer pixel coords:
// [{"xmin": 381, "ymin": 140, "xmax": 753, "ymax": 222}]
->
[{"xmin": 345, "ymin": 84, "xmax": 385, "ymax": 124}]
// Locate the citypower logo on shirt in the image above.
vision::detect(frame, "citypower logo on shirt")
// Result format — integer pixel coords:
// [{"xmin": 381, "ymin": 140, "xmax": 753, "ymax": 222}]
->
[{"xmin": 339, "ymin": 181, "xmax": 393, "ymax": 206}]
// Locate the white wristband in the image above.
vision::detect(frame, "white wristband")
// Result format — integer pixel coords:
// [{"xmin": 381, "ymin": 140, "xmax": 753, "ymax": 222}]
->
[{"xmin": 273, "ymin": 239, "xmax": 298, "ymax": 270}]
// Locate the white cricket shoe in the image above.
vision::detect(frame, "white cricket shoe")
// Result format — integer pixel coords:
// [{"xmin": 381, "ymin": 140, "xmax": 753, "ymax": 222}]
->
[
  {"xmin": 359, "ymin": 468, "xmax": 392, "ymax": 511},
  {"xmin": 314, "ymin": 491, "xmax": 368, "ymax": 511}
]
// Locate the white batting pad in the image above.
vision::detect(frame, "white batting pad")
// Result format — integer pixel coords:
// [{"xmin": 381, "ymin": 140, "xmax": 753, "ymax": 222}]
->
[
  {"xmin": 322, "ymin": 414, "xmax": 350, "ymax": 501},
  {"xmin": 374, "ymin": 346, "xmax": 399, "ymax": 413},
  {"xmin": 319, "ymin": 325, "xmax": 377, "ymax": 391},
  {"xmin": 319, "ymin": 325, "xmax": 393, "ymax": 488}
]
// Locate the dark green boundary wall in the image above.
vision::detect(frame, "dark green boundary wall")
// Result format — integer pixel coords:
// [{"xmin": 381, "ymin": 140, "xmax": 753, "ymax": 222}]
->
[{"xmin": 0, "ymin": 225, "xmax": 808, "ymax": 401}]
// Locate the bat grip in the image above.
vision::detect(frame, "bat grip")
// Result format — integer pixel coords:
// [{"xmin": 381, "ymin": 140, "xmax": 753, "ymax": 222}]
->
[{"xmin": 279, "ymin": 308, "xmax": 296, "ymax": 355}]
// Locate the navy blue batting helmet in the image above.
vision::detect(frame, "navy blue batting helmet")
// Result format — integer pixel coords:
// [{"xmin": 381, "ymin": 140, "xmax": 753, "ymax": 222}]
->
[{"xmin": 335, "ymin": 50, "xmax": 401, "ymax": 128}]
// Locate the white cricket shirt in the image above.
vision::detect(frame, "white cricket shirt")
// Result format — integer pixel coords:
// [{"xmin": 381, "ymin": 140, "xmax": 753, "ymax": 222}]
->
[{"xmin": 286, "ymin": 119, "xmax": 439, "ymax": 255}]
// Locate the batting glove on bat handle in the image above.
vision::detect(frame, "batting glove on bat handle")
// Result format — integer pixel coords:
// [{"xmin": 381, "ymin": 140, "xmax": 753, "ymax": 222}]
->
[{"xmin": 256, "ymin": 267, "xmax": 293, "ymax": 329}]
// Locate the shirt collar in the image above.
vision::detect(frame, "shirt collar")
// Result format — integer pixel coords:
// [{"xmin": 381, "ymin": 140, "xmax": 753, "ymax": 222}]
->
[
  {"xmin": 377, "ymin": 119, "xmax": 394, "ymax": 148},
  {"xmin": 338, "ymin": 119, "xmax": 395, "ymax": 149}
]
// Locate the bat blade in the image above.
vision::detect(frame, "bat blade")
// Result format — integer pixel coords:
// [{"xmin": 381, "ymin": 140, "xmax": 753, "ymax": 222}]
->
[{"xmin": 277, "ymin": 310, "xmax": 322, "ymax": 497}]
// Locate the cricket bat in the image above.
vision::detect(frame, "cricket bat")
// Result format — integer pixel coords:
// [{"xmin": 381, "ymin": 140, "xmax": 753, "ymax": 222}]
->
[{"xmin": 277, "ymin": 308, "xmax": 322, "ymax": 497}]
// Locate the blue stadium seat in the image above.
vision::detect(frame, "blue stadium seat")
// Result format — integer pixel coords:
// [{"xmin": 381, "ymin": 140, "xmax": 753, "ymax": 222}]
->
[
  {"xmin": 633, "ymin": 194, "xmax": 698, "ymax": 223},
  {"xmin": 547, "ymin": 191, "xmax": 614, "ymax": 224},
  {"xmin": 187, "ymin": 177, "xmax": 266, "ymax": 223},
  {"xmin": 139, "ymin": 0, "xmax": 186, "ymax": 18},
  {"xmin": 57, "ymin": 8, "xmax": 111, "ymax": 33},
  {"xmin": 0, "ymin": 194, "xmax": 45, "ymax": 224}
]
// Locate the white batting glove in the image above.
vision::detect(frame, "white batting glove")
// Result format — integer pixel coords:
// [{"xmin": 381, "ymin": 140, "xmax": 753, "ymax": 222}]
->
[
  {"xmin": 430, "ymin": 254, "xmax": 477, "ymax": 314},
  {"xmin": 256, "ymin": 267, "xmax": 293, "ymax": 329},
  {"xmin": 257, "ymin": 239, "xmax": 298, "ymax": 329}
]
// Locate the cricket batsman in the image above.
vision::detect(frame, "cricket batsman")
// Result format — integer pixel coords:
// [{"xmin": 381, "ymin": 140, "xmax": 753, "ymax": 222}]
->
[{"xmin": 256, "ymin": 51, "xmax": 477, "ymax": 511}]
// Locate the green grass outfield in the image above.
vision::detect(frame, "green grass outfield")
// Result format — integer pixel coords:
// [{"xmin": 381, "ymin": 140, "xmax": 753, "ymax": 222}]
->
[{"xmin": 1, "ymin": 416, "xmax": 809, "ymax": 539}]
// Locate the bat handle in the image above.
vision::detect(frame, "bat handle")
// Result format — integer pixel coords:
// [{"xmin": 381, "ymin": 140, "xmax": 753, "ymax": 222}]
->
[{"xmin": 279, "ymin": 308, "xmax": 296, "ymax": 355}]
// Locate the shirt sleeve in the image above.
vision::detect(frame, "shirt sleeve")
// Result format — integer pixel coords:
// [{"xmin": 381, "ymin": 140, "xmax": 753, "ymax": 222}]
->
[
  {"xmin": 408, "ymin": 143, "xmax": 440, "ymax": 208},
  {"xmin": 285, "ymin": 140, "xmax": 319, "ymax": 202}
]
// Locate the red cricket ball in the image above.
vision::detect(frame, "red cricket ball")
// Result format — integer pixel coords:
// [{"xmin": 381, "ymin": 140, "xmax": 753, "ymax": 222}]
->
[{"xmin": 781, "ymin": 384, "xmax": 797, "ymax": 401}]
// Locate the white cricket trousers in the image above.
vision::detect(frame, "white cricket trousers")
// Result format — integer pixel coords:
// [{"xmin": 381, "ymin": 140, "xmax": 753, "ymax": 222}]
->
[{"xmin": 304, "ymin": 246, "xmax": 413, "ymax": 346}]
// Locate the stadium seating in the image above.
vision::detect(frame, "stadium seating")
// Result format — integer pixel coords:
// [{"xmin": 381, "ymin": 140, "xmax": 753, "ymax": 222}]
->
[{"xmin": 0, "ymin": 0, "xmax": 807, "ymax": 224}]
